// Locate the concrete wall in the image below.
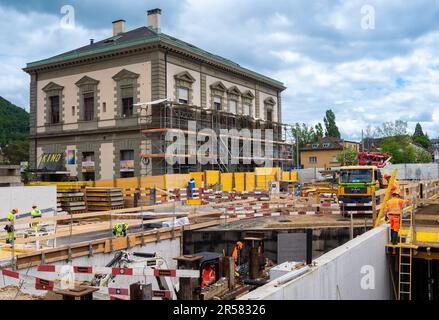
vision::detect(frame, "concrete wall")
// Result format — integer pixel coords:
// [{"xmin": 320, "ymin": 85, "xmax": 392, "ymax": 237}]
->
[
  {"xmin": 0, "ymin": 238, "xmax": 181, "ymax": 297},
  {"xmin": 0, "ymin": 186, "xmax": 56, "ymax": 220},
  {"xmin": 240, "ymin": 225, "xmax": 391, "ymax": 300}
]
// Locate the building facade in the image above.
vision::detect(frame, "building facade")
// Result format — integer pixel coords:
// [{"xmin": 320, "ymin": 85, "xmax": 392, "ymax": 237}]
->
[
  {"xmin": 300, "ymin": 137, "xmax": 360, "ymax": 168},
  {"xmin": 25, "ymin": 9, "xmax": 291, "ymax": 180}
]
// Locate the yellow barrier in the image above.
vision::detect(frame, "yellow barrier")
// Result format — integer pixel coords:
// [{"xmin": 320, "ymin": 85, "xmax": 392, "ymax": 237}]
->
[
  {"xmin": 115, "ymin": 177, "xmax": 139, "ymax": 188},
  {"xmin": 221, "ymin": 173, "xmax": 234, "ymax": 192},
  {"xmin": 28, "ymin": 168, "xmax": 290, "ymax": 194},
  {"xmin": 234, "ymin": 173, "xmax": 245, "ymax": 192},
  {"xmin": 140, "ymin": 175, "xmax": 166, "ymax": 189},
  {"xmin": 282, "ymin": 171, "xmax": 291, "ymax": 181},
  {"xmin": 165, "ymin": 174, "xmax": 190, "ymax": 190},
  {"xmin": 206, "ymin": 170, "xmax": 220, "ymax": 188},
  {"xmin": 245, "ymin": 172, "xmax": 255, "ymax": 191},
  {"xmin": 189, "ymin": 172, "xmax": 204, "ymax": 189},
  {"xmin": 94, "ymin": 179, "xmax": 115, "ymax": 187}
]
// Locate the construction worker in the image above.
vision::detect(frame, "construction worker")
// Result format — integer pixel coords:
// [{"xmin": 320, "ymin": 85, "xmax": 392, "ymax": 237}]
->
[
  {"xmin": 382, "ymin": 173, "xmax": 401, "ymax": 194},
  {"xmin": 31, "ymin": 204, "xmax": 42, "ymax": 231},
  {"xmin": 188, "ymin": 178, "xmax": 196, "ymax": 198},
  {"xmin": 4, "ymin": 209, "xmax": 18, "ymax": 244},
  {"xmin": 232, "ymin": 241, "xmax": 244, "ymax": 267},
  {"xmin": 112, "ymin": 223, "xmax": 128, "ymax": 237},
  {"xmin": 385, "ymin": 191, "xmax": 407, "ymax": 245},
  {"xmin": 201, "ymin": 263, "xmax": 216, "ymax": 289},
  {"xmin": 382, "ymin": 173, "xmax": 391, "ymax": 187}
]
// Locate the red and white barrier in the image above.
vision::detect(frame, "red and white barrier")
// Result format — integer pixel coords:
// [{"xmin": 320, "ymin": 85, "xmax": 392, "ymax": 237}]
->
[{"xmin": 37, "ymin": 265, "xmax": 199, "ymax": 278}]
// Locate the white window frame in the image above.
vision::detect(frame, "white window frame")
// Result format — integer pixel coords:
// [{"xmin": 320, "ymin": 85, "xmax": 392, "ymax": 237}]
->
[
  {"xmin": 178, "ymin": 87, "xmax": 189, "ymax": 104},
  {"xmin": 309, "ymin": 156, "xmax": 317, "ymax": 164},
  {"xmin": 243, "ymin": 103, "xmax": 251, "ymax": 116},
  {"xmin": 228, "ymin": 99, "xmax": 237, "ymax": 114},
  {"xmin": 213, "ymin": 96, "xmax": 222, "ymax": 111}
]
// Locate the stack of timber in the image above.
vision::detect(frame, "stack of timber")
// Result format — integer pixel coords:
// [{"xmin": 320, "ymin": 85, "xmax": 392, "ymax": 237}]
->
[
  {"xmin": 57, "ymin": 186, "xmax": 87, "ymax": 214},
  {"xmin": 86, "ymin": 187, "xmax": 124, "ymax": 211}
]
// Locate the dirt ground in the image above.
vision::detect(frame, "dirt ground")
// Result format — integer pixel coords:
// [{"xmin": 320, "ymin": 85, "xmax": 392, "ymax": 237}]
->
[{"xmin": 0, "ymin": 286, "xmax": 43, "ymax": 300}]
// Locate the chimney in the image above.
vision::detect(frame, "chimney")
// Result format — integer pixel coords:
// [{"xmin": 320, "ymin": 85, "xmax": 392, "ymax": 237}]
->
[
  {"xmin": 112, "ymin": 19, "xmax": 125, "ymax": 36},
  {"xmin": 147, "ymin": 8, "xmax": 161, "ymax": 32}
]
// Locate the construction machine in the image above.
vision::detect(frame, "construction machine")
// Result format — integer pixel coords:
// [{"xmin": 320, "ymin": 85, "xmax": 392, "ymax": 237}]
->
[{"xmin": 338, "ymin": 165, "xmax": 382, "ymax": 203}]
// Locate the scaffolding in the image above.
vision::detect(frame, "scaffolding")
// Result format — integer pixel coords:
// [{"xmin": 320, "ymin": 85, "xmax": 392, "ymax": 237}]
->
[{"xmin": 140, "ymin": 102, "xmax": 294, "ymax": 175}]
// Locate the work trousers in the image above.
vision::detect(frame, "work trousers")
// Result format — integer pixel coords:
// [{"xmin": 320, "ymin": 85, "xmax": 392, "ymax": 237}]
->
[{"xmin": 391, "ymin": 229, "xmax": 399, "ymax": 245}]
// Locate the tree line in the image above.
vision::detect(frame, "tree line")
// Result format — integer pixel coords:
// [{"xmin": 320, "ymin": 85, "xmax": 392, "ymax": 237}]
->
[{"xmin": 292, "ymin": 110, "xmax": 434, "ymax": 165}]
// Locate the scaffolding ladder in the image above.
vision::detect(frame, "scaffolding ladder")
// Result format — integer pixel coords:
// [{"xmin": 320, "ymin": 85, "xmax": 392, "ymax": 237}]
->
[{"xmin": 397, "ymin": 200, "xmax": 415, "ymax": 300}]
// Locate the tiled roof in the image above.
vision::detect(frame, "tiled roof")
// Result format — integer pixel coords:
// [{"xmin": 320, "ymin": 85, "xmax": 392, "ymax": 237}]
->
[{"xmin": 300, "ymin": 136, "xmax": 344, "ymax": 151}]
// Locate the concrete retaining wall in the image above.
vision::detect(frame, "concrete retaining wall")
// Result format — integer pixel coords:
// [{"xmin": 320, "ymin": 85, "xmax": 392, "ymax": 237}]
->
[
  {"xmin": 0, "ymin": 186, "xmax": 56, "ymax": 220},
  {"xmin": 240, "ymin": 225, "xmax": 391, "ymax": 300}
]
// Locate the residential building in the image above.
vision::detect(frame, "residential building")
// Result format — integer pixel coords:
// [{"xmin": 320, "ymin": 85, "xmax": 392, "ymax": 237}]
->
[
  {"xmin": 300, "ymin": 137, "xmax": 360, "ymax": 168},
  {"xmin": 431, "ymin": 139, "xmax": 439, "ymax": 163},
  {"xmin": 24, "ymin": 9, "xmax": 292, "ymax": 180}
]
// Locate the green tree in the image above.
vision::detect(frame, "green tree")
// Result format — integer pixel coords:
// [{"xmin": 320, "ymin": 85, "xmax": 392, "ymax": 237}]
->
[
  {"xmin": 323, "ymin": 109, "xmax": 340, "ymax": 138},
  {"xmin": 0, "ymin": 96, "xmax": 29, "ymax": 147},
  {"xmin": 413, "ymin": 123, "xmax": 424, "ymax": 137},
  {"xmin": 1, "ymin": 140, "xmax": 29, "ymax": 164},
  {"xmin": 291, "ymin": 123, "xmax": 318, "ymax": 166},
  {"xmin": 412, "ymin": 135, "xmax": 432, "ymax": 149},
  {"xmin": 411, "ymin": 123, "xmax": 432, "ymax": 149},
  {"xmin": 376, "ymin": 120, "xmax": 407, "ymax": 137},
  {"xmin": 336, "ymin": 147, "xmax": 359, "ymax": 166},
  {"xmin": 315, "ymin": 123, "xmax": 324, "ymax": 139}
]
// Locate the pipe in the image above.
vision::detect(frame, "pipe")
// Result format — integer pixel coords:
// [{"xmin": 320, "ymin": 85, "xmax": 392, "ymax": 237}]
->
[
  {"xmin": 275, "ymin": 266, "xmax": 311, "ymax": 286},
  {"xmin": 243, "ymin": 278, "xmax": 268, "ymax": 286}
]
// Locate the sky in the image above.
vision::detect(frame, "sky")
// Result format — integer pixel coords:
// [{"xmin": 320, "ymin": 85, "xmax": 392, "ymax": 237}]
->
[{"xmin": 1, "ymin": 0, "xmax": 439, "ymax": 141}]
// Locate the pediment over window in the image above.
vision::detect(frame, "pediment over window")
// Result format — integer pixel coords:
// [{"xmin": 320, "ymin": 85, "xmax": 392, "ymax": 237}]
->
[
  {"xmin": 227, "ymin": 86, "xmax": 241, "ymax": 96},
  {"xmin": 75, "ymin": 76, "xmax": 99, "ymax": 87},
  {"xmin": 42, "ymin": 82, "xmax": 64, "ymax": 92},
  {"xmin": 242, "ymin": 90, "xmax": 255, "ymax": 99},
  {"xmin": 264, "ymin": 97, "xmax": 276, "ymax": 106},
  {"xmin": 210, "ymin": 81, "xmax": 227, "ymax": 92},
  {"xmin": 112, "ymin": 69, "xmax": 140, "ymax": 81},
  {"xmin": 174, "ymin": 71, "xmax": 196, "ymax": 83}
]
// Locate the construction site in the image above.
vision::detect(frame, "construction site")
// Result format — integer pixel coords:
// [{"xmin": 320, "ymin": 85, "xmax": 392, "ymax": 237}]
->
[
  {"xmin": 0, "ymin": 163, "xmax": 438, "ymax": 301},
  {"xmin": 0, "ymin": 7, "xmax": 438, "ymax": 302}
]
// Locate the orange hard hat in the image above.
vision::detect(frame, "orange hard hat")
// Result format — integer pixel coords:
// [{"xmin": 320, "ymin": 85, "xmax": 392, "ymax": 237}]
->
[
  {"xmin": 236, "ymin": 241, "xmax": 244, "ymax": 249},
  {"xmin": 384, "ymin": 173, "xmax": 391, "ymax": 179}
]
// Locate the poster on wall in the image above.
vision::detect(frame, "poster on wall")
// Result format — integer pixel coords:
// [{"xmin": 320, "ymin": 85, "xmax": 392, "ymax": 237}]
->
[
  {"xmin": 67, "ymin": 149, "xmax": 76, "ymax": 165},
  {"xmin": 120, "ymin": 160, "xmax": 134, "ymax": 172}
]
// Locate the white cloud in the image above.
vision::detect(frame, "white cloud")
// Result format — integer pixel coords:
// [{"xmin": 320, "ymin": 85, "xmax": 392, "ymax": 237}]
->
[{"xmin": 0, "ymin": 6, "xmax": 108, "ymax": 107}]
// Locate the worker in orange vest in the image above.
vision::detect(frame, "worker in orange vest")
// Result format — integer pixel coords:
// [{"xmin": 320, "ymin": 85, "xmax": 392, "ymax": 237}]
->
[
  {"xmin": 201, "ymin": 264, "xmax": 216, "ymax": 289},
  {"xmin": 382, "ymin": 173, "xmax": 401, "ymax": 194},
  {"xmin": 385, "ymin": 191, "xmax": 407, "ymax": 245},
  {"xmin": 232, "ymin": 241, "xmax": 244, "ymax": 266}
]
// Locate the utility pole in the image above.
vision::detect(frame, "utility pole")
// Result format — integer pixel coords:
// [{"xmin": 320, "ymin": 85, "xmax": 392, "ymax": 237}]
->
[{"xmin": 296, "ymin": 130, "xmax": 300, "ymax": 169}]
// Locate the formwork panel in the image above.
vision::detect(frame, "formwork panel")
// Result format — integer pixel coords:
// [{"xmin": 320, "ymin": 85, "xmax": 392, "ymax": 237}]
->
[
  {"xmin": 189, "ymin": 172, "xmax": 204, "ymax": 189},
  {"xmin": 221, "ymin": 173, "xmax": 234, "ymax": 191},
  {"xmin": 234, "ymin": 172, "xmax": 245, "ymax": 192},
  {"xmin": 165, "ymin": 174, "xmax": 190, "ymax": 190},
  {"xmin": 245, "ymin": 172, "xmax": 255, "ymax": 191},
  {"xmin": 206, "ymin": 170, "xmax": 220, "ymax": 188}
]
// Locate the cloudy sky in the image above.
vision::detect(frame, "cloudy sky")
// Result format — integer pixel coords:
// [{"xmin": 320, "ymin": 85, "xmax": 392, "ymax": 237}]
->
[{"xmin": 1, "ymin": 0, "xmax": 438, "ymax": 140}]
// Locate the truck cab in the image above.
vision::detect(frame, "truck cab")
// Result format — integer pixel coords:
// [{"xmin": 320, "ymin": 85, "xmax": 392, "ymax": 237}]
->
[{"xmin": 338, "ymin": 165, "xmax": 382, "ymax": 204}]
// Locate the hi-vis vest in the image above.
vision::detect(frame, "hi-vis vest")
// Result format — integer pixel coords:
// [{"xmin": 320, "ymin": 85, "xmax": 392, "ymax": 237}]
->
[
  {"xmin": 31, "ymin": 209, "xmax": 42, "ymax": 217},
  {"xmin": 7, "ymin": 212, "xmax": 14, "ymax": 221},
  {"xmin": 385, "ymin": 198, "xmax": 405, "ymax": 216}
]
